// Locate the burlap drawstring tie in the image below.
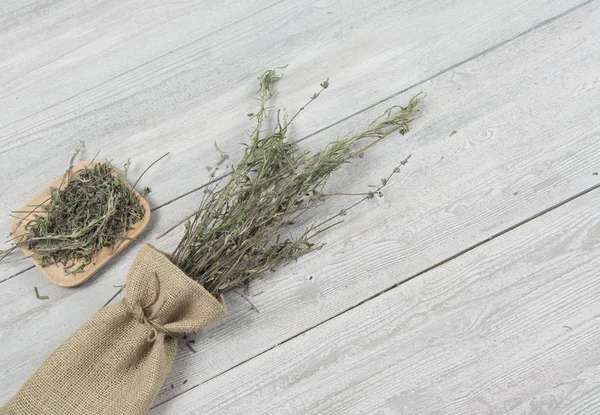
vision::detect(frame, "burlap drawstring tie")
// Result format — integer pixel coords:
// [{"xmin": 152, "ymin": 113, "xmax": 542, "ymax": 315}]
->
[
  {"xmin": 127, "ymin": 302, "xmax": 176, "ymax": 342},
  {"xmin": 2, "ymin": 244, "xmax": 226, "ymax": 415},
  {"xmin": 124, "ymin": 271, "xmax": 177, "ymax": 343}
]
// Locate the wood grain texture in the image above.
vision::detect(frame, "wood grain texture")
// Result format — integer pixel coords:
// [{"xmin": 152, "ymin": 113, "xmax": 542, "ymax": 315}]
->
[
  {"xmin": 1, "ymin": 0, "xmax": 598, "ymax": 408},
  {"xmin": 0, "ymin": 0, "xmax": 279, "ymax": 125},
  {"xmin": 0, "ymin": 0, "xmax": 585, "ymax": 277},
  {"xmin": 151, "ymin": 178, "xmax": 600, "ymax": 415}
]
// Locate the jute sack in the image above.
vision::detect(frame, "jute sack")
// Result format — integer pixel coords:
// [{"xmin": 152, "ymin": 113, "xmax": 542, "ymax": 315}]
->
[{"xmin": 2, "ymin": 244, "xmax": 225, "ymax": 415}]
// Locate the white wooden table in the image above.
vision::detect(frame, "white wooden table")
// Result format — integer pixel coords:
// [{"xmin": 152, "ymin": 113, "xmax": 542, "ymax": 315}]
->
[{"xmin": 1, "ymin": 1, "xmax": 599, "ymax": 413}]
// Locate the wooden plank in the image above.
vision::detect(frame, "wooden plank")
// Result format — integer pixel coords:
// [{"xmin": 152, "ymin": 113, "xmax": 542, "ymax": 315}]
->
[
  {"xmin": 0, "ymin": 0, "xmax": 585, "ymax": 276},
  {"xmin": 1, "ymin": 0, "xmax": 599, "ymax": 408},
  {"xmin": 150, "ymin": 179, "xmax": 600, "ymax": 414},
  {"xmin": 0, "ymin": 0, "xmax": 280, "ymax": 126}
]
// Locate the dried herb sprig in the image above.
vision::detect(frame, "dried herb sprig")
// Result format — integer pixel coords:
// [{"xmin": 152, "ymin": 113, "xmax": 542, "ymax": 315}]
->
[
  {"xmin": 3, "ymin": 161, "xmax": 146, "ymax": 274},
  {"xmin": 169, "ymin": 69, "xmax": 422, "ymax": 295}
]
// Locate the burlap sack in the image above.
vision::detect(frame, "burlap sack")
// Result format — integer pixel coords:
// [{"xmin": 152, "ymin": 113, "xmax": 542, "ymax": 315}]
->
[{"xmin": 2, "ymin": 244, "xmax": 225, "ymax": 415}]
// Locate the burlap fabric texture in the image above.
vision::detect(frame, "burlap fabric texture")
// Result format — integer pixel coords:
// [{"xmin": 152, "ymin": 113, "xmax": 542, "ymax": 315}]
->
[{"xmin": 2, "ymin": 244, "xmax": 225, "ymax": 415}]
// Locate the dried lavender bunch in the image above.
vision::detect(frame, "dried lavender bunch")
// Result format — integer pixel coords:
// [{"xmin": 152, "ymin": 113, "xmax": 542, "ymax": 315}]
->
[
  {"xmin": 3, "ymin": 159, "xmax": 145, "ymax": 274},
  {"xmin": 170, "ymin": 69, "xmax": 422, "ymax": 295}
]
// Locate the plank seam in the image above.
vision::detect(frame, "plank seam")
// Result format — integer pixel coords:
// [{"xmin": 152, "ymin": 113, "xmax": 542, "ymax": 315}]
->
[{"xmin": 0, "ymin": 265, "xmax": 34, "ymax": 284}]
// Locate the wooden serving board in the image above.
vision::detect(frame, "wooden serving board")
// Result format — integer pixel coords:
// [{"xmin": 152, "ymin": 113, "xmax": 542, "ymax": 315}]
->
[{"xmin": 8, "ymin": 160, "xmax": 151, "ymax": 288}]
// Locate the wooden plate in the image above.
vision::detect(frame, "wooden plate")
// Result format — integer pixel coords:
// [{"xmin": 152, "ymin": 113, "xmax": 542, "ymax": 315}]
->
[{"xmin": 8, "ymin": 160, "xmax": 151, "ymax": 287}]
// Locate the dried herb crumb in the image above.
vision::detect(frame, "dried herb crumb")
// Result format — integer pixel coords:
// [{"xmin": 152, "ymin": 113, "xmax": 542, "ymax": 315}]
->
[
  {"xmin": 102, "ymin": 284, "xmax": 126, "ymax": 308},
  {"xmin": 185, "ymin": 342, "xmax": 197, "ymax": 354},
  {"xmin": 34, "ymin": 286, "xmax": 49, "ymax": 300}
]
